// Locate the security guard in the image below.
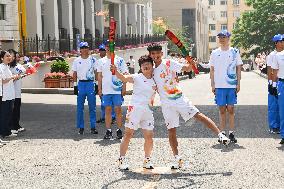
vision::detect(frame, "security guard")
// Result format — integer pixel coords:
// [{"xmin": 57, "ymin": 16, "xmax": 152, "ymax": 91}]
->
[
  {"xmin": 271, "ymin": 34, "xmax": 284, "ymax": 144},
  {"xmin": 267, "ymin": 34, "xmax": 283, "ymax": 134},
  {"xmin": 72, "ymin": 42, "xmax": 97, "ymax": 135}
]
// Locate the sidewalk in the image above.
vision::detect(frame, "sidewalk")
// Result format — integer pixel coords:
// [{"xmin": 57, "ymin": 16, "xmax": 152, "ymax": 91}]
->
[{"xmin": 22, "ymin": 75, "xmax": 191, "ymax": 95}]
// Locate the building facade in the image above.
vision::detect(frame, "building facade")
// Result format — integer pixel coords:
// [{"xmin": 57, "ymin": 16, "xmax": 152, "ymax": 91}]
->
[
  {"xmin": 0, "ymin": 0, "xmax": 20, "ymax": 49},
  {"xmin": 24, "ymin": 0, "xmax": 152, "ymax": 40},
  {"xmin": 152, "ymin": 0, "xmax": 209, "ymax": 61},
  {"xmin": 207, "ymin": 0, "xmax": 252, "ymax": 53}
]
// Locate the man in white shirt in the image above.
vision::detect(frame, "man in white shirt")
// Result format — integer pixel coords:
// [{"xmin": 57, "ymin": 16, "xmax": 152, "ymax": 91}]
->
[
  {"xmin": 267, "ymin": 34, "xmax": 283, "ymax": 134},
  {"xmin": 72, "ymin": 42, "xmax": 98, "ymax": 135},
  {"xmin": 210, "ymin": 30, "xmax": 243, "ymax": 144},
  {"xmin": 271, "ymin": 34, "xmax": 284, "ymax": 144},
  {"xmin": 148, "ymin": 43, "xmax": 229, "ymax": 169},
  {"xmin": 127, "ymin": 56, "xmax": 135, "ymax": 74},
  {"xmin": 97, "ymin": 43, "xmax": 129, "ymax": 140}
]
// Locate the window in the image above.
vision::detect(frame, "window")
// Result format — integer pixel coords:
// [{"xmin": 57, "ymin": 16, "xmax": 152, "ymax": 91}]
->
[
  {"xmin": 0, "ymin": 4, "xmax": 6, "ymax": 20},
  {"xmin": 233, "ymin": 0, "xmax": 240, "ymax": 5},
  {"xmin": 220, "ymin": 0, "xmax": 227, "ymax": 5},
  {"xmin": 209, "ymin": 0, "xmax": 215, "ymax": 5},
  {"xmin": 208, "ymin": 11, "xmax": 216, "ymax": 19},
  {"xmin": 221, "ymin": 11, "xmax": 227, "ymax": 18},
  {"xmin": 221, "ymin": 24, "xmax": 227, "ymax": 30},
  {"xmin": 209, "ymin": 24, "xmax": 216, "ymax": 31},
  {"xmin": 209, "ymin": 36, "xmax": 216, "ymax": 42},
  {"xmin": 233, "ymin": 11, "xmax": 240, "ymax": 17}
]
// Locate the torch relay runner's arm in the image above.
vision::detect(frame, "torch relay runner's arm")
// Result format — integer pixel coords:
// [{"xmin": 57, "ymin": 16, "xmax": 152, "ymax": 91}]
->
[
  {"xmin": 110, "ymin": 64, "xmax": 134, "ymax": 83},
  {"xmin": 181, "ymin": 59, "xmax": 193, "ymax": 72}
]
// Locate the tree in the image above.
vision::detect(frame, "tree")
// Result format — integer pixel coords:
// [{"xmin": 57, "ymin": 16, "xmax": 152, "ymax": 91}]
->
[
  {"xmin": 152, "ymin": 17, "xmax": 193, "ymax": 54},
  {"xmin": 232, "ymin": 0, "xmax": 284, "ymax": 58}
]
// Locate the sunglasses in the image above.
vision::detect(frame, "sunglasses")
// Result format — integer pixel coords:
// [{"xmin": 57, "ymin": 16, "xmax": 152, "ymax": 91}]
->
[
  {"xmin": 80, "ymin": 46, "xmax": 89, "ymax": 49},
  {"xmin": 218, "ymin": 36, "xmax": 228, "ymax": 39}
]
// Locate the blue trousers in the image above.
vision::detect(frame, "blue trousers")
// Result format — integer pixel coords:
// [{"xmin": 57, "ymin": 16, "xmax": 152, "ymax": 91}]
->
[
  {"xmin": 77, "ymin": 81, "xmax": 96, "ymax": 129},
  {"xmin": 268, "ymin": 93, "xmax": 280, "ymax": 129},
  {"xmin": 278, "ymin": 81, "xmax": 284, "ymax": 138}
]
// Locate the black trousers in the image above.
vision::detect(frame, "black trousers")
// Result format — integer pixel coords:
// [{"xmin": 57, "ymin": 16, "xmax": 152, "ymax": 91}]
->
[
  {"xmin": 0, "ymin": 99, "xmax": 13, "ymax": 137},
  {"xmin": 10, "ymin": 98, "xmax": 22, "ymax": 130}
]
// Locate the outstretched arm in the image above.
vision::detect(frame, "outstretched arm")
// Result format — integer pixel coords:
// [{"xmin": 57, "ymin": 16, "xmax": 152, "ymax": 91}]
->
[{"xmin": 110, "ymin": 64, "xmax": 134, "ymax": 83}]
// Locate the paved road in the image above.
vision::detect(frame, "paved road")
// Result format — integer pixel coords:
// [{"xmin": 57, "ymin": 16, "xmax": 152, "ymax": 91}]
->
[{"xmin": 0, "ymin": 71, "xmax": 283, "ymax": 189}]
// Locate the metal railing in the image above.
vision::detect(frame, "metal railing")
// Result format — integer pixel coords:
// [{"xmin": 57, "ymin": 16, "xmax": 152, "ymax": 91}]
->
[{"xmin": 20, "ymin": 34, "xmax": 166, "ymax": 57}]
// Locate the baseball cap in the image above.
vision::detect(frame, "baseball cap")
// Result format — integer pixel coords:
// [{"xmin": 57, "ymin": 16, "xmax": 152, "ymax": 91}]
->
[
  {"xmin": 272, "ymin": 34, "xmax": 283, "ymax": 42},
  {"xmin": 79, "ymin": 42, "xmax": 89, "ymax": 48},
  {"xmin": 217, "ymin": 30, "xmax": 231, "ymax": 37},
  {"xmin": 99, "ymin": 44, "xmax": 106, "ymax": 51}
]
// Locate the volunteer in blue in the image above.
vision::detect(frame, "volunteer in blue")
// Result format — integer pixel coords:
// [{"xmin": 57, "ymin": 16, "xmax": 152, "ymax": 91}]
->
[
  {"xmin": 72, "ymin": 42, "xmax": 98, "ymax": 135},
  {"xmin": 271, "ymin": 34, "xmax": 284, "ymax": 144},
  {"xmin": 267, "ymin": 34, "xmax": 283, "ymax": 134}
]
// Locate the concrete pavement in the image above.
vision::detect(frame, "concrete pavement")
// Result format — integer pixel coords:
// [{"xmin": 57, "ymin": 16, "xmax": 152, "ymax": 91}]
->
[{"xmin": 0, "ymin": 71, "xmax": 283, "ymax": 189}]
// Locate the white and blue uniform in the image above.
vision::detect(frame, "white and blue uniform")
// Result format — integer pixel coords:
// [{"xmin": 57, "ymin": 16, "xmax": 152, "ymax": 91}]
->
[
  {"xmin": 97, "ymin": 56, "xmax": 128, "ymax": 107},
  {"xmin": 209, "ymin": 47, "xmax": 243, "ymax": 106},
  {"xmin": 271, "ymin": 50, "xmax": 284, "ymax": 139},
  {"xmin": 72, "ymin": 56, "xmax": 97, "ymax": 129},
  {"xmin": 267, "ymin": 50, "xmax": 280, "ymax": 130}
]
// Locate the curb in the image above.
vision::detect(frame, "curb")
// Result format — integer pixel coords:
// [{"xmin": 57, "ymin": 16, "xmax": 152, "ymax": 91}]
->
[{"xmin": 252, "ymin": 70, "xmax": 268, "ymax": 79}]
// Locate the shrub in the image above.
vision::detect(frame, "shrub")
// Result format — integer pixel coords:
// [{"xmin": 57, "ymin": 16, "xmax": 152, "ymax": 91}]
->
[{"xmin": 50, "ymin": 60, "xmax": 69, "ymax": 74}]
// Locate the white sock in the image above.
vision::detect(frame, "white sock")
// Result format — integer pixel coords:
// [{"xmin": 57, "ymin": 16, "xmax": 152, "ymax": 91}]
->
[
  {"xmin": 269, "ymin": 80, "xmax": 272, "ymax": 85},
  {"xmin": 174, "ymin": 155, "xmax": 181, "ymax": 160},
  {"xmin": 229, "ymin": 131, "xmax": 234, "ymax": 135},
  {"xmin": 119, "ymin": 156, "xmax": 125, "ymax": 160},
  {"xmin": 117, "ymin": 128, "xmax": 121, "ymax": 131},
  {"xmin": 145, "ymin": 157, "xmax": 151, "ymax": 160},
  {"xmin": 107, "ymin": 129, "xmax": 112, "ymax": 132}
]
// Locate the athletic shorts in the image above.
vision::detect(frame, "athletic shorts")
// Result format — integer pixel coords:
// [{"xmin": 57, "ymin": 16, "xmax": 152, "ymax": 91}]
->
[
  {"xmin": 125, "ymin": 105, "xmax": 154, "ymax": 130},
  {"xmin": 102, "ymin": 94, "xmax": 123, "ymax": 107},
  {"xmin": 161, "ymin": 99, "xmax": 199, "ymax": 129},
  {"xmin": 215, "ymin": 88, "xmax": 237, "ymax": 106}
]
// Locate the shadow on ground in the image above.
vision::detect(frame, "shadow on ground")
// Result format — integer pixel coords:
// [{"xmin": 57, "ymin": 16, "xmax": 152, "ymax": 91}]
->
[{"xmin": 14, "ymin": 102, "xmax": 279, "ymax": 141}]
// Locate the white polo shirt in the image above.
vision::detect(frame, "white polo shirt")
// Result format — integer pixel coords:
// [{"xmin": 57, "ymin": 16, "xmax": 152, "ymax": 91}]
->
[
  {"xmin": 271, "ymin": 51, "xmax": 284, "ymax": 79},
  {"xmin": 266, "ymin": 50, "xmax": 277, "ymax": 67},
  {"xmin": 0, "ymin": 63, "xmax": 15, "ymax": 101},
  {"xmin": 97, "ymin": 56, "xmax": 129, "ymax": 95},
  {"xmin": 209, "ymin": 47, "xmax": 243, "ymax": 88},
  {"xmin": 72, "ymin": 56, "xmax": 97, "ymax": 81}
]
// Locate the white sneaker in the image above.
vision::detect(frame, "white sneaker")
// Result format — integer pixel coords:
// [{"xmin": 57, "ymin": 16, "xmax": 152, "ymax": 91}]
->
[
  {"xmin": 218, "ymin": 132, "xmax": 229, "ymax": 145},
  {"xmin": 11, "ymin": 130, "xmax": 18, "ymax": 134},
  {"xmin": 143, "ymin": 158, "xmax": 154, "ymax": 169},
  {"xmin": 17, "ymin": 128, "xmax": 25, "ymax": 132},
  {"xmin": 171, "ymin": 156, "xmax": 184, "ymax": 169},
  {"xmin": 118, "ymin": 157, "xmax": 129, "ymax": 170},
  {"xmin": 6, "ymin": 133, "xmax": 17, "ymax": 138}
]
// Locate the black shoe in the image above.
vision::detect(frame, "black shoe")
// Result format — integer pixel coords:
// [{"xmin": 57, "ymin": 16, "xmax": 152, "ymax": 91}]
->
[
  {"xmin": 91, "ymin": 128, "xmax": 98, "ymax": 134},
  {"xmin": 274, "ymin": 128, "xmax": 280, "ymax": 134},
  {"xmin": 96, "ymin": 118, "xmax": 105, "ymax": 123},
  {"xmin": 229, "ymin": 133, "xmax": 237, "ymax": 143},
  {"xmin": 104, "ymin": 130, "xmax": 113, "ymax": 139},
  {"xmin": 78, "ymin": 128, "xmax": 84, "ymax": 135},
  {"xmin": 280, "ymin": 138, "xmax": 284, "ymax": 145},
  {"xmin": 117, "ymin": 129, "xmax": 123, "ymax": 139}
]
